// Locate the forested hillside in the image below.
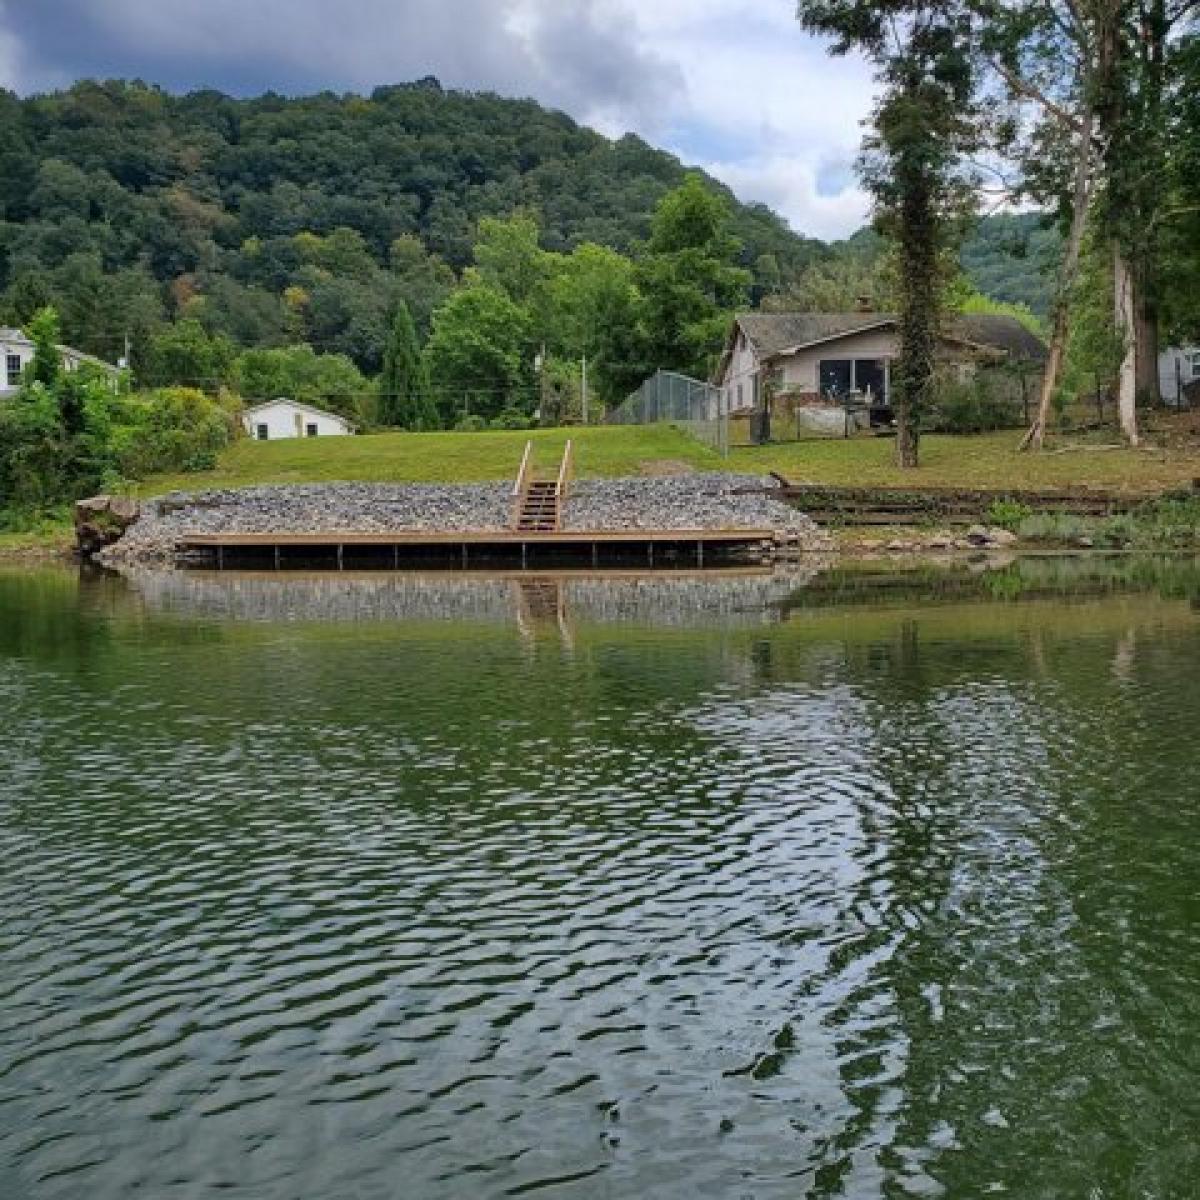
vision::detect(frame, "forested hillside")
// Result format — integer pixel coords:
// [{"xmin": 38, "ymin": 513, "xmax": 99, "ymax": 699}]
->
[
  {"xmin": 0, "ymin": 80, "xmax": 1057, "ymax": 372},
  {"xmin": 0, "ymin": 79, "xmax": 827, "ymax": 369}
]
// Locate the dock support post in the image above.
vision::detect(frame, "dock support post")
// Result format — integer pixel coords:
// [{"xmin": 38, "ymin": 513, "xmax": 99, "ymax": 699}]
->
[
  {"xmin": 592, "ymin": 542, "xmax": 599, "ymax": 568},
  {"xmin": 393, "ymin": 544, "xmax": 399, "ymax": 570},
  {"xmin": 521, "ymin": 542, "xmax": 528, "ymax": 570},
  {"xmin": 217, "ymin": 545, "xmax": 224, "ymax": 571},
  {"xmin": 697, "ymin": 540, "xmax": 704, "ymax": 568},
  {"xmin": 462, "ymin": 543, "xmax": 469, "ymax": 570},
  {"xmin": 648, "ymin": 542, "xmax": 654, "ymax": 568},
  {"xmin": 274, "ymin": 545, "xmax": 281, "ymax": 571},
  {"xmin": 337, "ymin": 544, "xmax": 344, "ymax": 571}
]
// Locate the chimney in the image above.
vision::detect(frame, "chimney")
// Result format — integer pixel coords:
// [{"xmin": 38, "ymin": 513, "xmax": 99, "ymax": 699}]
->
[{"xmin": 854, "ymin": 295, "xmax": 873, "ymax": 313}]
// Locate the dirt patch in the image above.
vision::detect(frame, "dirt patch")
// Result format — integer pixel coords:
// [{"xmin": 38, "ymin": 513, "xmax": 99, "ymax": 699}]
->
[{"xmin": 637, "ymin": 459, "xmax": 697, "ymax": 477}]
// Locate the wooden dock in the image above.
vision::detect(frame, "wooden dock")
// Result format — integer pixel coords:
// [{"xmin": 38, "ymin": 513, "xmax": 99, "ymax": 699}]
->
[{"xmin": 176, "ymin": 528, "xmax": 777, "ymax": 571}]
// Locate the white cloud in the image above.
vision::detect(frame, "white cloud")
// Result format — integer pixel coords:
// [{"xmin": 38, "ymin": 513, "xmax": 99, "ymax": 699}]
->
[
  {"xmin": 0, "ymin": 0, "xmax": 880, "ymax": 238},
  {"xmin": 586, "ymin": 0, "xmax": 879, "ymax": 236}
]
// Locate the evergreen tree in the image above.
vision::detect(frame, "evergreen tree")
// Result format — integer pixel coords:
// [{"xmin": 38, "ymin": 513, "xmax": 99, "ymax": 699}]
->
[{"xmin": 379, "ymin": 303, "xmax": 435, "ymax": 429}]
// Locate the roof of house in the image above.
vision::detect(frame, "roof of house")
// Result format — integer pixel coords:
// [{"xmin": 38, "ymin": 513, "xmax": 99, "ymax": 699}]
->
[
  {"xmin": 243, "ymin": 397, "xmax": 355, "ymax": 427},
  {"xmin": 717, "ymin": 312, "xmax": 1047, "ymax": 382},
  {"xmin": 0, "ymin": 327, "xmax": 121, "ymax": 373}
]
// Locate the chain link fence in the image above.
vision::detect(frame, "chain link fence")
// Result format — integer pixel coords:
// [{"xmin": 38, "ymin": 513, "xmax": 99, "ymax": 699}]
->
[{"xmin": 607, "ymin": 371, "xmax": 729, "ymax": 456}]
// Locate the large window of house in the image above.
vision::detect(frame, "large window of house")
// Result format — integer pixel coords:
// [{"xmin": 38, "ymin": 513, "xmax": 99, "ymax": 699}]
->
[
  {"xmin": 1189, "ymin": 351, "xmax": 1200, "ymax": 380},
  {"xmin": 306, "ymin": 423, "xmax": 318, "ymax": 437},
  {"xmin": 5, "ymin": 354, "xmax": 21, "ymax": 388},
  {"xmin": 819, "ymin": 359, "xmax": 888, "ymax": 405},
  {"xmin": 256, "ymin": 424, "xmax": 269, "ymax": 441}
]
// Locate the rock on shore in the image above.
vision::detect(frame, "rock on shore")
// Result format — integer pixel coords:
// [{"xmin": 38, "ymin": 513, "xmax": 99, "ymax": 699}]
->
[{"xmin": 96, "ymin": 475, "xmax": 828, "ymax": 567}]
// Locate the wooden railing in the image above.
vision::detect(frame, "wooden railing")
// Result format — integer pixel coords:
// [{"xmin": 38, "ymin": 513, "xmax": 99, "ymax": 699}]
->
[
  {"xmin": 554, "ymin": 439, "xmax": 575, "ymax": 501},
  {"xmin": 511, "ymin": 440, "xmax": 535, "ymax": 526}
]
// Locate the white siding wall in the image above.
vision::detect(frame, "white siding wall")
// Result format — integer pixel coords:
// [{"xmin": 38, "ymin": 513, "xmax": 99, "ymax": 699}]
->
[
  {"xmin": 243, "ymin": 401, "xmax": 352, "ymax": 440},
  {"xmin": 1160, "ymin": 346, "xmax": 1200, "ymax": 403},
  {"xmin": 778, "ymin": 329, "xmax": 901, "ymax": 393},
  {"xmin": 719, "ymin": 330, "xmax": 761, "ymax": 413},
  {"xmin": 1, "ymin": 337, "xmax": 119, "ymax": 394},
  {"xmin": 0, "ymin": 339, "xmax": 32, "ymax": 393}
]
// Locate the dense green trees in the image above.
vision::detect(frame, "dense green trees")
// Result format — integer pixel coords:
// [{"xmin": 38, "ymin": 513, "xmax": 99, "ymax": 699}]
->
[
  {"xmin": 0, "ymin": 78, "xmax": 821, "ymax": 375},
  {"xmin": 0, "ymin": 307, "xmax": 236, "ymax": 516}
]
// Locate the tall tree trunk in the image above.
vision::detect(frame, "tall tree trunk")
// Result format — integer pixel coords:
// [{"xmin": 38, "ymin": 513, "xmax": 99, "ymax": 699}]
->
[
  {"xmin": 1022, "ymin": 107, "xmax": 1094, "ymax": 451},
  {"xmin": 1135, "ymin": 288, "xmax": 1160, "ymax": 404},
  {"xmin": 1114, "ymin": 242, "xmax": 1140, "ymax": 444},
  {"xmin": 893, "ymin": 155, "xmax": 939, "ymax": 469}
]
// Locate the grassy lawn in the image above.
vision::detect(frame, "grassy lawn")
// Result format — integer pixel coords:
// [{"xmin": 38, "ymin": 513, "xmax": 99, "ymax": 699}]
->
[
  {"xmin": 728, "ymin": 430, "xmax": 1200, "ymax": 494},
  {"xmin": 143, "ymin": 425, "xmax": 722, "ymax": 495},
  {"xmin": 139, "ymin": 423, "xmax": 1200, "ymax": 498},
  {"xmin": 0, "ymin": 526, "xmax": 73, "ymax": 559}
]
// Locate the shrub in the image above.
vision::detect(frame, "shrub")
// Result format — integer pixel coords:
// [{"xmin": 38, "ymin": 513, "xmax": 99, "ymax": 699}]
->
[
  {"xmin": 1017, "ymin": 513, "xmax": 1093, "ymax": 543},
  {"xmin": 489, "ymin": 407, "xmax": 533, "ymax": 430},
  {"xmin": 987, "ymin": 498, "xmax": 1033, "ymax": 531},
  {"xmin": 104, "ymin": 388, "xmax": 236, "ymax": 478},
  {"xmin": 927, "ymin": 376, "xmax": 1021, "ymax": 434},
  {"xmin": 453, "ymin": 414, "xmax": 488, "ymax": 432}
]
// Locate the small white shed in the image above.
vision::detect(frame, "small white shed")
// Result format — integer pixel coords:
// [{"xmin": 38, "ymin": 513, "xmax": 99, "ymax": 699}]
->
[{"xmin": 243, "ymin": 399, "xmax": 355, "ymax": 441}]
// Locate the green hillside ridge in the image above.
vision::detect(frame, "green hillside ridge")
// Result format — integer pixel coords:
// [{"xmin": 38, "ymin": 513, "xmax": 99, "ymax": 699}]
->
[{"xmin": 0, "ymin": 77, "xmax": 1058, "ymax": 381}]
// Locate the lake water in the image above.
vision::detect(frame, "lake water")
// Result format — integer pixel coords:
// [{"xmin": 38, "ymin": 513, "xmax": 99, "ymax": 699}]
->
[{"xmin": 2, "ymin": 559, "xmax": 1199, "ymax": 1199}]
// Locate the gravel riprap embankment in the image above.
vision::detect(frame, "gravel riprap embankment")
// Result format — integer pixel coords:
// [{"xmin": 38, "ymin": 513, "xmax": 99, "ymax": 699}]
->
[{"xmin": 97, "ymin": 475, "xmax": 828, "ymax": 567}]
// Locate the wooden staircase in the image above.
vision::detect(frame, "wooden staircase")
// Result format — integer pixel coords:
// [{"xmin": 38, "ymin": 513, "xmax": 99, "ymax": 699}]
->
[
  {"xmin": 516, "ymin": 480, "xmax": 560, "ymax": 531},
  {"xmin": 511, "ymin": 441, "xmax": 574, "ymax": 534}
]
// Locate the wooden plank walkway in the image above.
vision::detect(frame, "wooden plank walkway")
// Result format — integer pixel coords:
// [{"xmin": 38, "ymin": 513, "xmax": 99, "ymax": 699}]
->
[{"xmin": 178, "ymin": 529, "xmax": 774, "ymax": 547}]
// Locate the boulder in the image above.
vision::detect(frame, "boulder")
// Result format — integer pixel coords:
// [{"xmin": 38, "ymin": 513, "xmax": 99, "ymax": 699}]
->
[
  {"xmin": 75, "ymin": 495, "xmax": 141, "ymax": 559},
  {"xmin": 987, "ymin": 527, "xmax": 1020, "ymax": 547}
]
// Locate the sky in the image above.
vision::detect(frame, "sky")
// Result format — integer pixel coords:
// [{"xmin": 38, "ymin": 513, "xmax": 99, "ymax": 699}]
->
[{"xmin": 0, "ymin": 0, "xmax": 877, "ymax": 240}]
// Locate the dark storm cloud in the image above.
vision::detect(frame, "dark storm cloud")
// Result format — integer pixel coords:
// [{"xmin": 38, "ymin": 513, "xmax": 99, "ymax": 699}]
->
[{"xmin": 0, "ymin": 0, "xmax": 682, "ymax": 127}]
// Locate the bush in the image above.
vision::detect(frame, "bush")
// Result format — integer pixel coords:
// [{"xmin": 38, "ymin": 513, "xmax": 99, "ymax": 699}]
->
[
  {"xmin": 927, "ymin": 376, "xmax": 1021, "ymax": 434},
  {"xmin": 103, "ymin": 388, "xmax": 237, "ymax": 478},
  {"xmin": 489, "ymin": 407, "xmax": 533, "ymax": 430},
  {"xmin": 453, "ymin": 414, "xmax": 488, "ymax": 432},
  {"xmin": 986, "ymin": 498, "xmax": 1033, "ymax": 531}
]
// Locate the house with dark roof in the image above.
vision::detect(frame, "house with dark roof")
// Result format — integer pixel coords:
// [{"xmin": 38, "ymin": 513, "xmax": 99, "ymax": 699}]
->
[{"xmin": 713, "ymin": 311, "xmax": 1047, "ymax": 436}]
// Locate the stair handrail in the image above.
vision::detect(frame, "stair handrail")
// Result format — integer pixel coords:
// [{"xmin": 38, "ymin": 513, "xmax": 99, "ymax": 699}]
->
[
  {"xmin": 511, "ymin": 439, "xmax": 535, "ymax": 527},
  {"xmin": 555, "ymin": 439, "xmax": 575, "ymax": 501},
  {"xmin": 512, "ymin": 440, "xmax": 534, "ymax": 497}
]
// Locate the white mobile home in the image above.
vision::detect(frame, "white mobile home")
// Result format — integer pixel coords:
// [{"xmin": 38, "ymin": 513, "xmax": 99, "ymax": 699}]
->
[{"xmin": 243, "ymin": 399, "xmax": 355, "ymax": 441}]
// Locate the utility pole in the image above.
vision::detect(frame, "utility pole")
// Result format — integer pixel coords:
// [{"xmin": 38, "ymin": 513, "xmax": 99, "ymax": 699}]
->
[{"xmin": 581, "ymin": 356, "xmax": 588, "ymax": 425}]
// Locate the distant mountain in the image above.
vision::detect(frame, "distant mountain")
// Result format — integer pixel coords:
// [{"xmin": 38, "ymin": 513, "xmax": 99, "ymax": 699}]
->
[{"xmin": 961, "ymin": 212, "xmax": 1061, "ymax": 317}]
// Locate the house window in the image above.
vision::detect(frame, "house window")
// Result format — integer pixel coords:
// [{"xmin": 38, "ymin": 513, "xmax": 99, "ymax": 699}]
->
[
  {"xmin": 5, "ymin": 354, "xmax": 21, "ymax": 387},
  {"xmin": 305, "ymin": 423, "xmax": 318, "ymax": 437},
  {"xmin": 1189, "ymin": 352, "xmax": 1200, "ymax": 380},
  {"xmin": 819, "ymin": 358, "xmax": 889, "ymax": 406},
  {"xmin": 256, "ymin": 424, "xmax": 269, "ymax": 441}
]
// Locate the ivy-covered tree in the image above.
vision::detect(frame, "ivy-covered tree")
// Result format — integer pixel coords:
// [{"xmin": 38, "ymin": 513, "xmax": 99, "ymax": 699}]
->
[{"xmin": 797, "ymin": 1, "xmax": 979, "ymax": 466}]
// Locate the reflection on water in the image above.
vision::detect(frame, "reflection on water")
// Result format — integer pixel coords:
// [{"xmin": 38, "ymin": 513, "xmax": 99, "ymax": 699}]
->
[{"xmin": 1, "ymin": 559, "xmax": 1200, "ymax": 1199}]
